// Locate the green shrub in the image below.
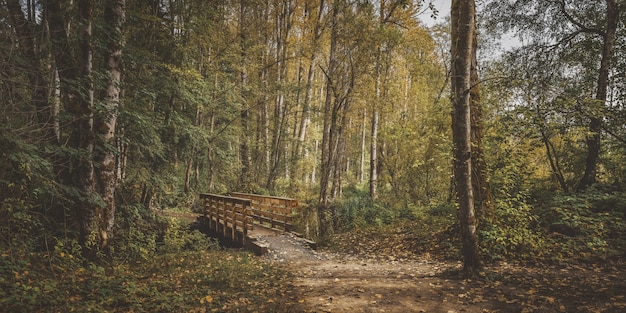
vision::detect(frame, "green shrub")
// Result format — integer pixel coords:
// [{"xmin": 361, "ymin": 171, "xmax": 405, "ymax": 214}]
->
[
  {"xmin": 336, "ymin": 196, "xmax": 395, "ymax": 230},
  {"xmin": 160, "ymin": 219, "xmax": 220, "ymax": 254},
  {"xmin": 537, "ymin": 188, "xmax": 626, "ymax": 261},
  {"xmin": 480, "ymin": 199, "xmax": 546, "ymax": 261}
]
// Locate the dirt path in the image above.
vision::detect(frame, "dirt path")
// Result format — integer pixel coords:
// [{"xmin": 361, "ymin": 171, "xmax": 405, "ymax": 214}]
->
[
  {"xmin": 256, "ymin": 230, "xmax": 495, "ymax": 313},
  {"xmin": 158, "ymin": 212, "xmax": 624, "ymax": 312}
]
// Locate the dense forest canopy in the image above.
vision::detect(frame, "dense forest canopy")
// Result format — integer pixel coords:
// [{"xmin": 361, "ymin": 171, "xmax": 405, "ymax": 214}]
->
[{"xmin": 1, "ymin": 0, "xmax": 625, "ymax": 275}]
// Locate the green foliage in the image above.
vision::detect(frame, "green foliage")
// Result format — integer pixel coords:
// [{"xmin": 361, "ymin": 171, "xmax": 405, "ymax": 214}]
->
[
  {"xmin": 0, "ymin": 248, "xmax": 292, "ymax": 312},
  {"xmin": 109, "ymin": 204, "xmax": 161, "ymax": 262},
  {"xmin": 336, "ymin": 189, "xmax": 391, "ymax": 230},
  {"xmin": 480, "ymin": 199, "xmax": 546, "ymax": 262},
  {"xmin": 160, "ymin": 219, "xmax": 220, "ymax": 254},
  {"xmin": 538, "ymin": 187, "xmax": 626, "ymax": 261},
  {"xmin": 0, "ymin": 208, "xmax": 293, "ymax": 312}
]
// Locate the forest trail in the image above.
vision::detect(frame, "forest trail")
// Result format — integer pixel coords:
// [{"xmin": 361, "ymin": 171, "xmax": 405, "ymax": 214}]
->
[
  {"xmin": 257, "ymin": 229, "xmax": 494, "ymax": 313},
  {"xmin": 159, "ymin": 211, "xmax": 625, "ymax": 312}
]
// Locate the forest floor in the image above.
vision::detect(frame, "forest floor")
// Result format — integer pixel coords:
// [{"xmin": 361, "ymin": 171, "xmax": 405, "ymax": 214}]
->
[
  {"xmin": 153, "ymin": 210, "xmax": 626, "ymax": 312},
  {"xmin": 254, "ymin": 225, "xmax": 626, "ymax": 313}
]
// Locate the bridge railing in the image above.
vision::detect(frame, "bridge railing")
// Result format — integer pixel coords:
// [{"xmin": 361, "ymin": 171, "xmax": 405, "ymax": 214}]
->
[
  {"xmin": 229, "ymin": 192, "xmax": 297, "ymax": 231},
  {"xmin": 199, "ymin": 193, "xmax": 252, "ymax": 243}
]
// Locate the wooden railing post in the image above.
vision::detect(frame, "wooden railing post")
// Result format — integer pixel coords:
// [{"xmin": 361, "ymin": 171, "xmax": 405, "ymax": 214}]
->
[{"xmin": 200, "ymin": 193, "xmax": 251, "ymax": 244}]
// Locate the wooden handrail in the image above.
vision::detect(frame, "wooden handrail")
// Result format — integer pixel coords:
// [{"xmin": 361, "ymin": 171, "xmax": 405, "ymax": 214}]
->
[
  {"xmin": 229, "ymin": 192, "xmax": 298, "ymax": 231},
  {"xmin": 199, "ymin": 193, "xmax": 252, "ymax": 242}
]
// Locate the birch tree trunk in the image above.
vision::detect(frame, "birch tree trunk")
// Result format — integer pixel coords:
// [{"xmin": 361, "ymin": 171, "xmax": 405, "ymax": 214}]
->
[{"xmin": 94, "ymin": 0, "xmax": 125, "ymax": 249}]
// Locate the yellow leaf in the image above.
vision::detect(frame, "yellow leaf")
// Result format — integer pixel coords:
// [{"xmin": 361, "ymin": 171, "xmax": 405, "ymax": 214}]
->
[{"xmin": 267, "ymin": 299, "xmax": 274, "ymax": 303}]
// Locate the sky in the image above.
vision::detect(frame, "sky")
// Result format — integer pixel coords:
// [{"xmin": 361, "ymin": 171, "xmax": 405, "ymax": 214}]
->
[
  {"xmin": 419, "ymin": 0, "xmax": 451, "ymax": 27},
  {"xmin": 418, "ymin": 0, "xmax": 522, "ymax": 53}
]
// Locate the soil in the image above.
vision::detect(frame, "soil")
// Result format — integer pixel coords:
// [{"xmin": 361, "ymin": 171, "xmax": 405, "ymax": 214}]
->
[
  {"xmin": 257, "ymin": 229, "xmax": 489, "ymax": 313},
  {"xmin": 255, "ymin": 227, "xmax": 626, "ymax": 313}
]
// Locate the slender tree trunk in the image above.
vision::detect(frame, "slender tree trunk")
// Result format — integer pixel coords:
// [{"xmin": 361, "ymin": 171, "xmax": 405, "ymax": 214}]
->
[
  {"xmin": 360, "ymin": 108, "xmax": 366, "ymax": 184},
  {"xmin": 540, "ymin": 128, "xmax": 569, "ymax": 193},
  {"xmin": 451, "ymin": 0, "xmax": 481, "ymax": 272},
  {"xmin": 295, "ymin": 0, "xmax": 324, "ymax": 165},
  {"xmin": 369, "ymin": 106, "xmax": 379, "ymax": 199},
  {"xmin": 318, "ymin": 0, "xmax": 340, "ymax": 240},
  {"xmin": 578, "ymin": 0, "xmax": 619, "ymax": 190},
  {"xmin": 238, "ymin": 0, "xmax": 251, "ymax": 191}
]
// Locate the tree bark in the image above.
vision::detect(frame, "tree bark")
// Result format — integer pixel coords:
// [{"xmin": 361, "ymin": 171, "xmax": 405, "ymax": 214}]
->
[
  {"xmin": 47, "ymin": 0, "xmax": 96, "ymax": 246},
  {"xmin": 451, "ymin": 0, "xmax": 481, "ymax": 272},
  {"xmin": 238, "ymin": 0, "xmax": 251, "ymax": 191},
  {"xmin": 369, "ymin": 105, "xmax": 379, "ymax": 199},
  {"xmin": 94, "ymin": 0, "xmax": 125, "ymax": 248},
  {"xmin": 469, "ymin": 19, "xmax": 493, "ymax": 226},
  {"xmin": 318, "ymin": 0, "xmax": 340, "ymax": 240},
  {"xmin": 578, "ymin": 0, "xmax": 620, "ymax": 190},
  {"xmin": 360, "ymin": 108, "xmax": 367, "ymax": 184}
]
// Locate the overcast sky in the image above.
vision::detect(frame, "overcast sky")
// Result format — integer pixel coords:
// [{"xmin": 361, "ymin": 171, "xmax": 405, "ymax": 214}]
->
[
  {"xmin": 418, "ymin": 0, "xmax": 521, "ymax": 53},
  {"xmin": 419, "ymin": 0, "xmax": 451, "ymax": 27}
]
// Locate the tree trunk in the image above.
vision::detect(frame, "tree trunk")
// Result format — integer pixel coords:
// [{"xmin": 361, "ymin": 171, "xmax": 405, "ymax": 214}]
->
[
  {"xmin": 93, "ymin": 0, "xmax": 125, "ymax": 249},
  {"xmin": 369, "ymin": 106, "xmax": 379, "ymax": 199},
  {"xmin": 469, "ymin": 20, "xmax": 493, "ymax": 226},
  {"xmin": 295, "ymin": 0, "xmax": 325, "ymax": 179},
  {"xmin": 48, "ymin": 0, "xmax": 97, "ymax": 246},
  {"xmin": 360, "ymin": 108, "xmax": 366, "ymax": 184},
  {"xmin": 238, "ymin": 0, "xmax": 251, "ymax": 191},
  {"xmin": 318, "ymin": 0, "xmax": 339, "ymax": 240},
  {"xmin": 578, "ymin": 0, "xmax": 619, "ymax": 190},
  {"xmin": 451, "ymin": 0, "xmax": 481, "ymax": 272},
  {"xmin": 540, "ymin": 128, "xmax": 569, "ymax": 193},
  {"xmin": 267, "ymin": 0, "xmax": 295, "ymax": 191}
]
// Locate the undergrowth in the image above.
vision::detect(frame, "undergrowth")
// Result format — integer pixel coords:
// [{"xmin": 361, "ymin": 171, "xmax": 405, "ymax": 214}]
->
[
  {"xmin": 0, "ymin": 209, "xmax": 297, "ymax": 312},
  {"xmin": 331, "ymin": 186, "xmax": 626, "ymax": 265}
]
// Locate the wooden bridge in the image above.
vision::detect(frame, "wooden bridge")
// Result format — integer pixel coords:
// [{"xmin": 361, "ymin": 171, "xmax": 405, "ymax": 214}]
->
[{"xmin": 198, "ymin": 192, "xmax": 306, "ymax": 254}]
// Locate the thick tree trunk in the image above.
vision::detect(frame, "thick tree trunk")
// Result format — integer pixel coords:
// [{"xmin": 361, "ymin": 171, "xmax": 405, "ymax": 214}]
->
[
  {"xmin": 469, "ymin": 21, "xmax": 493, "ymax": 226},
  {"xmin": 578, "ymin": 0, "xmax": 619, "ymax": 190},
  {"xmin": 94, "ymin": 0, "xmax": 125, "ymax": 248},
  {"xmin": 451, "ymin": 0, "xmax": 481, "ymax": 272},
  {"xmin": 48, "ymin": 0, "xmax": 96, "ymax": 246}
]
